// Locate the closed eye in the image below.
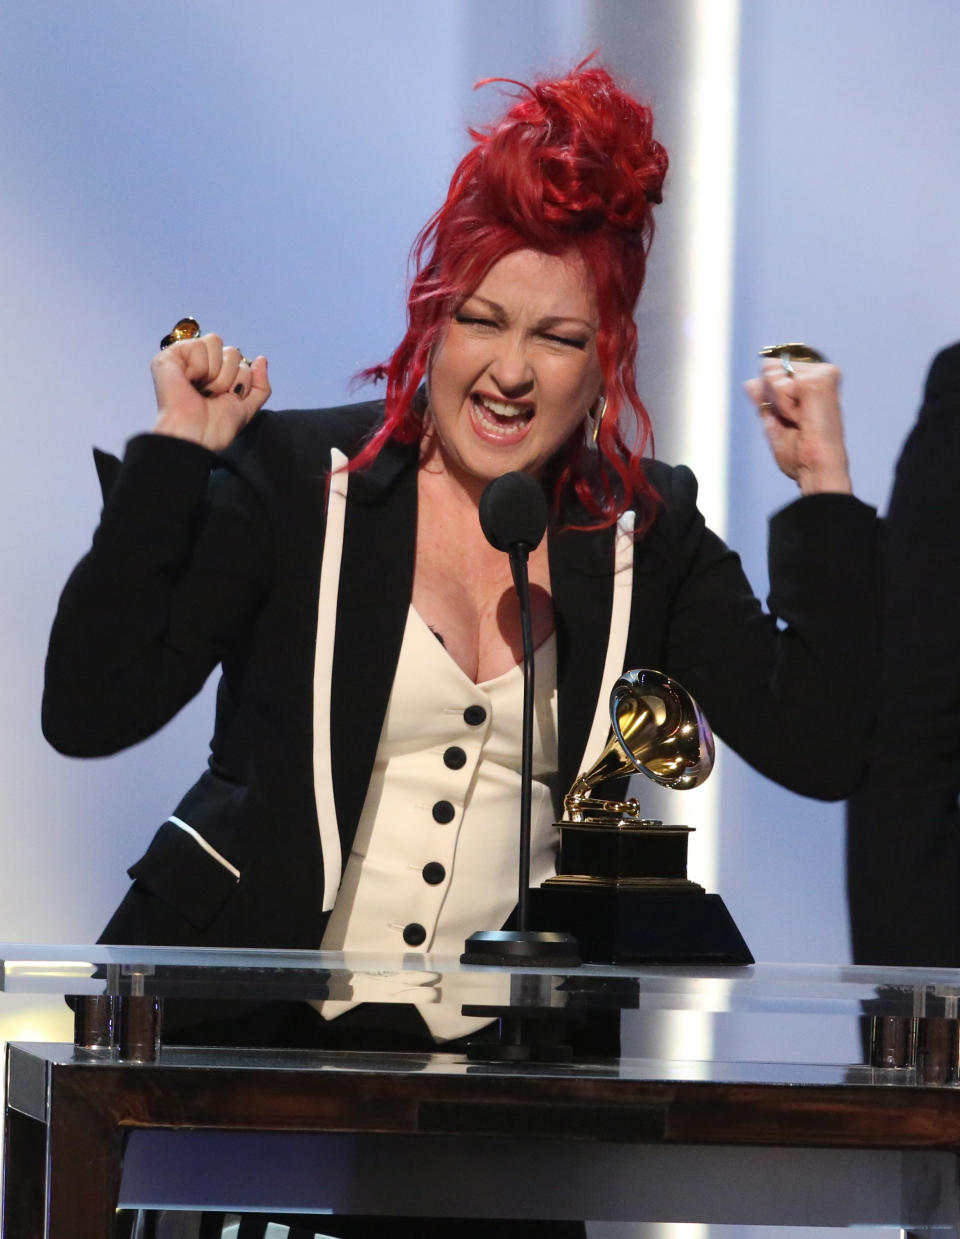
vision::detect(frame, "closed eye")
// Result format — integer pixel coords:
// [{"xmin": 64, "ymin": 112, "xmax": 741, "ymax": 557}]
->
[
  {"xmin": 455, "ymin": 314, "xmax": 498, "ymax": 329},
  {"xmin": 454, "ymin": 313, "xmax": 588, "ymax": 348},
  {"xmin": 542, "ymin": 332, "xmax": 588, "ymax": 350}
]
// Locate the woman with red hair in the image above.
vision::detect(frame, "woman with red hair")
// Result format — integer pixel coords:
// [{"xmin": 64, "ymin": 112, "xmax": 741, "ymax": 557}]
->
[
  {"xmin": 44, "ymin": 62, "xmax": 874, "ymax": 1215},
  {"xmin": 353, "ymin": 64, "xmax": 671, "ymax": 533}
]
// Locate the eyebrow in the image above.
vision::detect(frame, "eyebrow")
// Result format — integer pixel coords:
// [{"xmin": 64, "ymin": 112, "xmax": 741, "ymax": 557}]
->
[{"xmin": 463, "ymin": 294, "xmax": 597, "ymax": 333}]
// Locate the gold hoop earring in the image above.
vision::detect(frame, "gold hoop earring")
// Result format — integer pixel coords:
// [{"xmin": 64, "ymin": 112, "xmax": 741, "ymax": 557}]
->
[{"xmin": 586, "ymin": 395, "xmax": 607, "ymax": 447}]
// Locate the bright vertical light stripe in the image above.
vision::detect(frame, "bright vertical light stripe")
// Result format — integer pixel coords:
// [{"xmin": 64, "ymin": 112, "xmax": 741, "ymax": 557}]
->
[
  {"xmin": 675, "ymin": 0, "xmax": 741, "ymax": 910},
  {"xmin": 677, "ymin": 0, "xmax": 741, "ymax": 539},
  {"xmin": 658, "ymin": 2, "xmax": 741, "ymax": 1117}
]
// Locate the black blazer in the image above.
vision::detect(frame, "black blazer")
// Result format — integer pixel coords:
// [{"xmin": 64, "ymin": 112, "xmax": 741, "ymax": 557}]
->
[
  {"xmin": 846, "ymin": 342, "xmax": 960, "ymax": 966},
  {"xmin": 43, "ymin": 402, "xmax": 879, "ymax": 950}
]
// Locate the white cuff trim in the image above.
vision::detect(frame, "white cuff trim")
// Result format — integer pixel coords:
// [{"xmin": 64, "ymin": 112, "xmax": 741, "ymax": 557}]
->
[{"xmin": 166, "ymin": 815, "xmax": 240, "ymax": 881}]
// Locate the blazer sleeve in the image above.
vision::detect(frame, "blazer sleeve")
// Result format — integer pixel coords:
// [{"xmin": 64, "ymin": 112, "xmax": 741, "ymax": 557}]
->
[
  {"xmin": 846, "ymin": 342, "xmax": 960, "ymax": 964},
  {"xmin": 41, "ymin": 420, "xmax": 278, "ymax": 757},
  {"xmin": 651, "ymin": 464, "xmax": 879, "ymax": 801}
]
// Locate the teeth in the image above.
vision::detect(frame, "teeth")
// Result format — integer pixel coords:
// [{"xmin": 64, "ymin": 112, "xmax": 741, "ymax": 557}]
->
[
  {"xmin": 479, "ymin": 396, "xmax": 528, "ymax": 419},
  {"xmin": 472, "ymin": 395, "xmax": 534, "ymax": 437}
]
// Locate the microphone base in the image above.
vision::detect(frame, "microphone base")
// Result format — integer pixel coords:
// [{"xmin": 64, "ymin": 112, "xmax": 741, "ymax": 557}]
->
[{"xmin": 460, "ymin": 930, "xmax": 582, "ymax": 968}]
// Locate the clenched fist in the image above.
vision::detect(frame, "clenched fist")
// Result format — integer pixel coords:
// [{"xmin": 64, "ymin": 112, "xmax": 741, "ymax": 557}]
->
[
  {"xmin": 151, "ymin": 332, "xmax": 271, "ymax": 452},
  {"xmin": 744, "ymin": 357, "xmax": 852, "ymax": 496}
]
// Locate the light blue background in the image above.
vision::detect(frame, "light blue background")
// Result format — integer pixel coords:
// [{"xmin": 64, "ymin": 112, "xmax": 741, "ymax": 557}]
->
[{"xmin": 1, "ymin": 4, "xmax": 959, "ymax": 1231}]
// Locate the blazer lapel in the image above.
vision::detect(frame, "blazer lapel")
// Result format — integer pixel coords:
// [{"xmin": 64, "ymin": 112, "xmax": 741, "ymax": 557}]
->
[
  {"xmin": 330, "ymin": 441, "xmax": 419, "ymax": 859},
  {"xmin": 549, "ymin": 521, "xmax": 616, "ymax": 797}
]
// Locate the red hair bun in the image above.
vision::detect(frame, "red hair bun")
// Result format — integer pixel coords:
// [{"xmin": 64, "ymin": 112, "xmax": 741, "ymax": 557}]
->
[{"xmin": 470, "ymin": 66, "xmax": 667, "ymax": 238}]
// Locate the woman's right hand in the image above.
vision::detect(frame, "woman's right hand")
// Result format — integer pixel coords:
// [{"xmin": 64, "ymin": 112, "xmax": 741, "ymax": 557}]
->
[{"xmin": 151, "ymin": 333, "xmax": 271, "ymax": 451}]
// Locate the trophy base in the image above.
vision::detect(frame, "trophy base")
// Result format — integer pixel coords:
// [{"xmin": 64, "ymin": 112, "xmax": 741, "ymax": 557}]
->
[{"xmin": 529, "ymin": 886, "xmax": 754, "ymax": 965}]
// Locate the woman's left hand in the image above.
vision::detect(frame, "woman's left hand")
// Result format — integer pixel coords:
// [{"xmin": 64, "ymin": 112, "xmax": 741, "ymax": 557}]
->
[{"xmin": 744, "ymin": 359, "xmax": 852, "ymax": 495}]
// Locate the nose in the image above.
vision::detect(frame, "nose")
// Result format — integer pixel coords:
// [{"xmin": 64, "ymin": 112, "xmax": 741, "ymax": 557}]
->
[{"xmin": 487, "ymin": 330, "xmax": 534, "ymax": 397}]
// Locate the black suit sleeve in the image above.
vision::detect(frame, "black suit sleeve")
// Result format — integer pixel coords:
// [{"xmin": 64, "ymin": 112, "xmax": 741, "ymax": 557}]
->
[
  {"xmin": 846, "ymin": 342, "xmax": 960, "ymax": 965},
  {"xmin": 651, "ymin": 464, "xmax": 879, "ymax": 801},
  {"xmin": 42, "ymin": 425, "xmax": 276, "ymax": 757}
]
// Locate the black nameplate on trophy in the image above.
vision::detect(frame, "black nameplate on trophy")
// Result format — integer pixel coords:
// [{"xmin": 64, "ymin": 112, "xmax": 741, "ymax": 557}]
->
[{"xmin": 554, "ymin": 821, "xmax": 692, "ymax": 883}]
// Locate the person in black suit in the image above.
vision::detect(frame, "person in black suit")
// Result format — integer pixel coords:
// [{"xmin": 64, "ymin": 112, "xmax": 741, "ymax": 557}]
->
[{"xmin": 847, "ymin": 342, "xmax": 960, "ymax": 966}]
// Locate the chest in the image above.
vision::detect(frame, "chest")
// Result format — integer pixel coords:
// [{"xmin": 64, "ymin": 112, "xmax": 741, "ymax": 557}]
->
[{"xmin": 411, "ymin": 490, "xmax": 555, "ymax": 684}]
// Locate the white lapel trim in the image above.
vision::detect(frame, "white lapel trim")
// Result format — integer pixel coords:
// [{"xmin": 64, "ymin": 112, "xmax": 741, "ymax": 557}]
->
[
  {"xmin": 578, "ymin": 509, "xmax": 636, "ymax": 775},
  {"xmin": 313, "ymin": 448, "xmax": 348, "ymax": 911}
]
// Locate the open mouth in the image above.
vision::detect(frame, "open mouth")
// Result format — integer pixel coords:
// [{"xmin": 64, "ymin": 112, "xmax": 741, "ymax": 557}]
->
[{"xmin": 470, "ymin": 393, "xmax": 535, "ymax": 442}]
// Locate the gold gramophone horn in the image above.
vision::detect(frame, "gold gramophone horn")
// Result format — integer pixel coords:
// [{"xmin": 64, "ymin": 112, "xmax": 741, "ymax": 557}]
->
[{"xmin": 564, "ymin": 669, "xmax": 714, "ymax": 821}]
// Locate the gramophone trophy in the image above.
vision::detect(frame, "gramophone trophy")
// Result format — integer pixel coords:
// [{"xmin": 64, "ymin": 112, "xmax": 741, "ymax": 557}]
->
[{"xmin": 530, "ymin": 669, "xmax": 753, "ymax": 964}]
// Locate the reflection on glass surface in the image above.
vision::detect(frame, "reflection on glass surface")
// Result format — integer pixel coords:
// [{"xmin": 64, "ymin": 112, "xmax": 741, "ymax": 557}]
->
[
  {"xmin": 5, "ymin": 951, "xmax": 960, "ymax": 1084},
  {"xmin": 2, "ymin": 958, "xmax": 97, "ymax": 992},
  {"xmin": 1, "ymin": 945, "xmax": 960, "ymax": 1018}
]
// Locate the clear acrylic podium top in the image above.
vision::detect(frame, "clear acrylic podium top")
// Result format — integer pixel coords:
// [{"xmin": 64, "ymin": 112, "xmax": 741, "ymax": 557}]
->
[{"xmin": 2, "ymin": 942, "xmax": 959, "ymax": 1018}]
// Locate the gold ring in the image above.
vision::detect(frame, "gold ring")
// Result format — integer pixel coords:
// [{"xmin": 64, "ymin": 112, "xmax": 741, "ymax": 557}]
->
[
  {"xmin": 160, "ymin": 317, "xmax": 201, "ymax": 350},
  {"xmin": 759, "ymin": 401, "xmax": 774, "ymax": 412},
  {"xmin": 758, "ymin": 342, "xmax": 827, "ymax": 364}
]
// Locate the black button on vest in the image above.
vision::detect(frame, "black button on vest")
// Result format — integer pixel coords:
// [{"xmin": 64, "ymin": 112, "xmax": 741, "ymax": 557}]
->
[
  {"xmin": 463, "ymin": 705, "xmax": 486, "ymax": 726},
  {"xmin": 422, "ymin": 862, "xmax": 446, "ymax": 885},
  {"xmin": 403, "ymin": 922, "xmax": 427, "ymax": 947},
  {"xmin": 443, "ymin": 746, "xmax": 467, "ymax": 769},
  {"xmin": 432, "ymin": 800, "xmax": 455, "ymax": 824}
]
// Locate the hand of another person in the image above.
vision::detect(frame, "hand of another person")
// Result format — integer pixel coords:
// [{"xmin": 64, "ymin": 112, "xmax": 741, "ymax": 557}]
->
[
  {"xmin": 151, "ymin": 333, "xmax": 271, "ymax": 452},
  {"xmin": 744, "ymin": 358, "xmax": 852, "ymax": 495}
]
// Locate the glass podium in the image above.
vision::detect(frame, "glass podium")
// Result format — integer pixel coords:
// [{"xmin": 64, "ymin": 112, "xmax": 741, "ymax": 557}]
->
[{"xmin": 4, "ymin": 945, "xmax": 960, "ymax": 1237}]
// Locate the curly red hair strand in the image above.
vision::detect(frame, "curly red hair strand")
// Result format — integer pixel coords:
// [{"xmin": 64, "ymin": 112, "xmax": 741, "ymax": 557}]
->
[{"xmin": 352, "ymin": 61, "xmax": 668, "ymax": 531}]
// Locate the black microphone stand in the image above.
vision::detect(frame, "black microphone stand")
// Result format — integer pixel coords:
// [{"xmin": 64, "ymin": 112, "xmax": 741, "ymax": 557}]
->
[
  {"xmin": 461, "ymin": 476, "xmax": 580, "ymax": 970},
  {"xmin": 511, "ymin": 539, "xmax": 535, "ymax": 934}
]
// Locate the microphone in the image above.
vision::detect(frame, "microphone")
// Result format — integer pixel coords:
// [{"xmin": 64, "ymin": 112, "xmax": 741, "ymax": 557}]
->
[
  {"xmin": 478, "ymin": 471, "xmax": 548, "ymax": 554},
  {"xmin": 480, "ymin": 473, "xmax": 546, "ymax": 931},
  {"xmin": 460, "ymin": 472, "xmax": 580, "ymax": 970}
]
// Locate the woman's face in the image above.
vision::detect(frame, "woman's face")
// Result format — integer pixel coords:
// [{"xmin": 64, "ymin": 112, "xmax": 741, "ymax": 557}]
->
[{"xmin": 427, "ymin": 248, "xmax": 603, "ymax": 488}]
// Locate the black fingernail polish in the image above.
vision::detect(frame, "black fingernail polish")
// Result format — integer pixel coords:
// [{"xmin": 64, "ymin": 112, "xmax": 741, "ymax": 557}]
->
[{"xmin": 234, "ymin": 384, "xmax": 244, "ymax": 396}]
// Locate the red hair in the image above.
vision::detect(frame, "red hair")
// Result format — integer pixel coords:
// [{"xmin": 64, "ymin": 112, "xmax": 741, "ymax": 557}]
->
[{"xmin": 354, "ymin": 61, "xmax": 668, "ymax": 530}]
